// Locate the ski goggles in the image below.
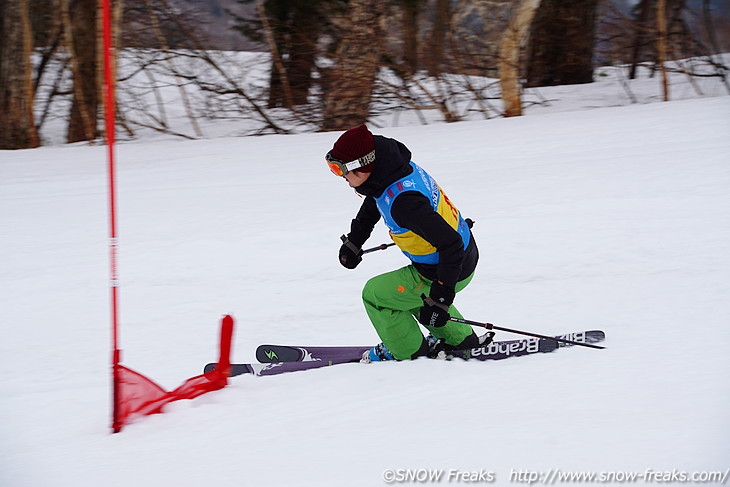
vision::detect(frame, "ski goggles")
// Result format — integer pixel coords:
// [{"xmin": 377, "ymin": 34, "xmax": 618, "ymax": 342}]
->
[{"xmin": 325, "ymin": 149, "xmax": 376, "ymax": 177}]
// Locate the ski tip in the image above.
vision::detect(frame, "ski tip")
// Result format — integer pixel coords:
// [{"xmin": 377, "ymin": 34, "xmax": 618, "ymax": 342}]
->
[
  {"xmin": 555, "ymin": 330, "xmax": 606, "ymax": 349},
  {"xmin": 204, "ymin": 363, "xmax": 216, "ymax": 374},
  {"xmin": 583, "ymin": 330, "xmax": 606, "ymax": 347}
]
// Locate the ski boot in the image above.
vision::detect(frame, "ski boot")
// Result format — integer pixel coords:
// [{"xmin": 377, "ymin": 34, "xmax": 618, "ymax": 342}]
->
[{"xmin": 361, "ymin": 343, "xmax": 396, "ymax": 363}]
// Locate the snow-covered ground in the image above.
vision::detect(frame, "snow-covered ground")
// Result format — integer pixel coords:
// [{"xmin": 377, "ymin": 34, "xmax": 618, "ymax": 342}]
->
[{"xmin": 1, "ymin": 61, "xmax": 729, "ymax": 486}]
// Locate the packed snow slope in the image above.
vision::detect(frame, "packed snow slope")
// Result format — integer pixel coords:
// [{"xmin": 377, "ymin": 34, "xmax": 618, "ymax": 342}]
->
[{"xmin": 1, "ymin": 96, "xmax": 729, "ymax": 486}]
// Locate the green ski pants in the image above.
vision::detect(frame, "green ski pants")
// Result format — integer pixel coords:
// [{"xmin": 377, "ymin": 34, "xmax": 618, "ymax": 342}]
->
[{"xmin": 361, "ymin": 265, "xmax": 474, "ymax": 359}]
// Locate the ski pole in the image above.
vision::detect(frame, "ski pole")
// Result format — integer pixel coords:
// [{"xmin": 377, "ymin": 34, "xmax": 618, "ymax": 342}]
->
[
  {"xmin": 362, "ymin": 242, "xmax": 396, "ymax": 255},
  {"xmin": 341, "ymin": 235, "xmax": 396, "ymax": 255},
  {"xmin": 449, "ymin": 317, "xmax": 606, "ymax": 349}
]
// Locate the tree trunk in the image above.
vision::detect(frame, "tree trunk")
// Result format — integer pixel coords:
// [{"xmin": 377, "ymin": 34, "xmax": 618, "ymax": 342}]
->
[
  {"xmin": 65, "ymin": 0, "xmax": 99, "ymax": 143},
  {"xmin": 260, "ymin": 0, "xmax": 292, "ymax": 109},
  {"xmin": 657, "ymin": 0, "xmax": 670, "ymax": 101},
  {"xmin": 0, "ymin": 0, "xmax": 40, "ymax": 149},
  {"xmin": 287, "ymin": 2, "xmax": 320, "ymax": 106},
  {"xmin": 322, "ymin": 0, "xmax": 386, "ymax": 130},
  {"xmin": 400, "ymin": 0, "xmax": 422, "ymax": 76},
  {"xmin": 262, "ymin": 0, "xmax": 321, "ymax": 108},
  {"xmin": 525, "ymin": 0, "xmax": 599, "ymax": 87},
  {"xmin": 499, "ymin": 0, "xmax": 542, "ymax": 118},
  {"xmin": 427, "ymin": 0, "xmax": 450, "ymax": 77},
  {"xmin": 629, "ymin": 0, "xmax": 653, "ymax": 80}
]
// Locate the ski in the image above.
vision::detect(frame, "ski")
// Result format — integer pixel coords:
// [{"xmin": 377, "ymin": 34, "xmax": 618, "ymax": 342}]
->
[
  {"xmin": 203, "ymin": 330, "xmax": 605, "ymax": 378},
  {"xmin": 256, "ymin": 330, "xmax": 605, "ymax": 363},
  {"xmin": 204, "ymin": 360, "xmax": 354, "ymax": 377}
]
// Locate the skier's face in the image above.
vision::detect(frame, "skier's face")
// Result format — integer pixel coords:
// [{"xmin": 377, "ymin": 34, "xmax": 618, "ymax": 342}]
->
[{"xmin": 343, "ymin": 170, "xmax": 370, "ymax": 188}]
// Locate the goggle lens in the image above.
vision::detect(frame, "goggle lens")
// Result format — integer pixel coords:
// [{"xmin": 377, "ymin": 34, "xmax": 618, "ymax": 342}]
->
[
  {"xmin": 327, "ymin": 160, "xmax": 345, "ymax": 177},
  {"xmin": 326, "ymin": 150, "xmax": 348, "ymax": 177}
]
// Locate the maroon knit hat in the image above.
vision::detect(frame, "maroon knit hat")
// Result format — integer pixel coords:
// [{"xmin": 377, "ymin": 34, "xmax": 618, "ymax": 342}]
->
[{"xmin": 330, "ymin": 124, "xmax": 375, "ymax": 172}]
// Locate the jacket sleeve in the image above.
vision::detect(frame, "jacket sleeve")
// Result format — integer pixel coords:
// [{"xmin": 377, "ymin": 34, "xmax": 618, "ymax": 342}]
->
[
  {"xmin": 347, "ymin": 196, "xmax": 381, "ymax": 247},
  {"xmin": 390, "ymin": 192, "xmax": 465, "ymax": 289}
]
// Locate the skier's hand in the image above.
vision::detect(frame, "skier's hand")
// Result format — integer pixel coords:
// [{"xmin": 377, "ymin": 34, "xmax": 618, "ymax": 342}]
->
[
  {"xmin": 418, "ymin": 281, "xmax": 455, "ymax": 328},
  {"xmin": 339, "ymin": 235, "xmax": 363, "ymax": 269}
]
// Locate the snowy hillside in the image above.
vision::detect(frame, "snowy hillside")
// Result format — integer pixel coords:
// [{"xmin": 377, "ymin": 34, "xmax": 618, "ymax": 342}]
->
[{"xmin": 2, "ymin": 79, "xmax": 730, "ymax": 484}]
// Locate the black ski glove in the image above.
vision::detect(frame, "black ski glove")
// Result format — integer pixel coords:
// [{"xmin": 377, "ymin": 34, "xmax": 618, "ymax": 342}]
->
[
  {"xmin": 418, "ymin": 281, "xmax": 455, "ymax": 328},
  {"xmin": 339, "ymin": 235, "xmax": 363, "ymax": 269}
]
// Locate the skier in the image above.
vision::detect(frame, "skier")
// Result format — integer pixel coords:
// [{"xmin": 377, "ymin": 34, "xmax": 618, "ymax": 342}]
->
[{"xmin": 325, "ymin": 124, "xmax": 480, "ymax": 362}]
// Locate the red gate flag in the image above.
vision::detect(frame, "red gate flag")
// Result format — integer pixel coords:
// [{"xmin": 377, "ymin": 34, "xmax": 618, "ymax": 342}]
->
[
  {"xmin": 102, "ymin": 1, "xmax": 234, "ymax": 432},
  {"xmin": 112, "ymin": 315, "xmax": 235, "ymax": 431}
]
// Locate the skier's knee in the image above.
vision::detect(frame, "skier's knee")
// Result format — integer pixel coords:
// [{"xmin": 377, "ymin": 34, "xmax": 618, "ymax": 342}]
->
[{"xmin": 361, "ymin": 274, "xmax": 384, "ymax": 305}]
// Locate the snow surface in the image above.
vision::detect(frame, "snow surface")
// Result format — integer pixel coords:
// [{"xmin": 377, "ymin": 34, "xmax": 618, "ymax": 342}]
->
[{"xmin": 2, "ymin": 70, "xmax": 730, "ymax": 486}]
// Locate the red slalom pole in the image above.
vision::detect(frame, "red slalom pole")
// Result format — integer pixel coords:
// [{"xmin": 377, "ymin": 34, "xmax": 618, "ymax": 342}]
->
[{"xmin": 101, "ymin": 0, "xmax": 122, "ymax": 433}]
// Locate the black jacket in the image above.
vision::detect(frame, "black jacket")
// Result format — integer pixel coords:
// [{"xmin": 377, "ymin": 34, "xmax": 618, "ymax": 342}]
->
[{"xmin": 346, "ymin": 135, "xmax": 478, "ymax": 289}]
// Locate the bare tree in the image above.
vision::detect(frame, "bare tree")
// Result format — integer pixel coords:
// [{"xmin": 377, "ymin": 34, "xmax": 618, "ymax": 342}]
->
[
  {"xmin": 701, "ymin": 0, "xmax": 730, "ymax": 93},
  {"xmin": 322, "ymin": 0, "xmax": 388, "ymax": 130},
  {"xmin": 427, "ymin": 0, "xmax": 450, "ymax": 77},
  {"xmin": 0, "ymin": 0, "xmax": 40, "ymax": 149},
  {"xmin": 231, "ymin": 0, "xmax": 331, "ymax": 108},
  {"xmin": 256, "ymin": 0, "xmax": 293, "ymax": 108},
  {"xmin": 526, "ymin": 0, "xmax": 600, "ymax": 87},
  {"xmin": 627, "ymin": 0, "xmax": 653, "ymax": 79},
  {"xmin": 63, "ymin": 0, "xmax": 100, "ymax": 142},
  {"xmin": 499, "ymin": 0, "xmax": 542, "ymax": 117},
  {"xmin": 656, "ymin": 0, "xmax": 670, "ymax": 100},
  {"xmin": 10, "ymin": 0, "xmax": 726, "ymax": 147},
  {"xmin": 142, "ymin": 0, "xmax": 202, "ymax": 136},
  {"xmin": 396, "ymin": 0, "xmax": 426, "ymax": 76}
]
